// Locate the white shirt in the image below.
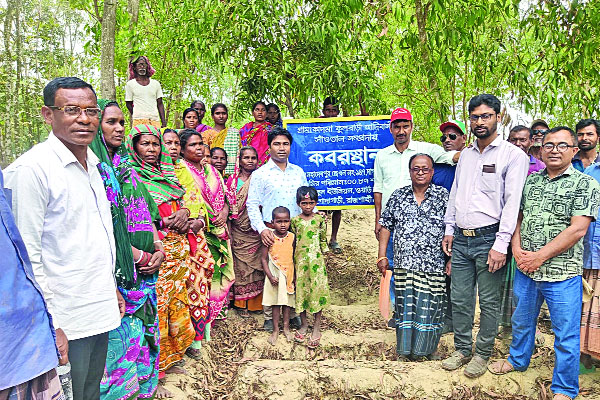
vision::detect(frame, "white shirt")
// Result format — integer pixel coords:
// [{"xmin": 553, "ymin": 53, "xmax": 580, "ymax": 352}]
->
[
  {"xmin": 125, "ymin": 78, "xmax": 163, "ymax": 120},
  {"xmin": 373, "ymin": 140, "xmax": 456, "ymax": 209},
  {"xmin": 247, "ymin": 159, "xmax": 309, "ymax": 233},
  {"xmin": 4, "ymin": 133, "xmax": 120, "ymax": 340}
]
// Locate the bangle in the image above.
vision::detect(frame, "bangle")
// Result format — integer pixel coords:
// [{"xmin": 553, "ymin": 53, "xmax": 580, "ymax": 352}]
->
[
  {"xmin": 180, "ymin": 207, "xmax": 191, "ymax": 218},
  {"xmin": 155, "ymin": 249, "xmax": 166, "ymax": 259},
  {"xmin": 134, "ymin": 251, "xmax": 144, "ymax": 264},
  {"xmin": 138, "ymin": 252, "xmax": 151, "ymax": 267},
  {"xmin": 376, "ymin": 256, "xmax": 388, "ymax": 265},
  {"xmin": 153, "ymin": 240, "xmax": 163, "ymax": 245}
]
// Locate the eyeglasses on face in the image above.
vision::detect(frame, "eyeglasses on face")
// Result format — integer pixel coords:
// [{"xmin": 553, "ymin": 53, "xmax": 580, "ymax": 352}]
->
[
  {"xmin": 541, "ymin": 142, "xmax": 576, "ymax": 152},
  {"xmin": 440, "ymin": 134, "xmax": 458, "ymax": 142},
  {"xmin": 532, "ymin": 129, "xmax": 549, "ymax": 136},
  {"xmin": 48, "ymin": 105, "xmax": 101, "ymax": 118},
  {"xmin": 410, "ymin": 167, "xmax": 431, "ymax": 174},
  {"xmin": 469, "ymin": 113, "xmax": 495, "ymax": 123}
]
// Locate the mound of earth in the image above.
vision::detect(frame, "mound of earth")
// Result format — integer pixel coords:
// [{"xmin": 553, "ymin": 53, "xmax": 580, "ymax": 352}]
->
[{"xmin": 161, "ymin": 210, "xmax": 600, "ymax": 399}]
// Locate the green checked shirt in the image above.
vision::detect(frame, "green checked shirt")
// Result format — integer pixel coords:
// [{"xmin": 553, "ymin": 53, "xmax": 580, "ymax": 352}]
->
[{"xmin": 519, "ymin": 165, "xmax": 600, "ymax": 282}]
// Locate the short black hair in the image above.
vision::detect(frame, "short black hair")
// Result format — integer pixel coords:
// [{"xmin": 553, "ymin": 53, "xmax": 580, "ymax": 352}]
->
[
  {"xmin": 544, "ymin": 126, "xmax": 578, "ymax": 146},
  {"xmin": 509, "ymin": 125, "xmax": 532, "ymax": 139},
  {"xmin": 43, "ymin": 77, "xmax": 96, "ymax": 106},
  {"xmin": 211, "ymin": 103, "xmax": 227, "ymax": 115},
  {"xmin": 408, "ymin": 153, "xmax": 434, "ymax": 169},
  {"xmin": 272, "ymin": 206, "xmax": 290, "ymax": 220},
  {"xmin": 182, "ymin": 108, "xmax": 200, "ymax": 123},
  {"xmin": 163, "ymin": 128, "xmax": 178, "ymax": 136},
  {"xmin": 266, "ymin": 103, "xmax": 280, "ymax": 112},
  {"xmin": 252, "ymin": 101, "xmax": 267, "ymax": 111},
  {"xmin": 296, "ymin": 186, "xmax": 318, "ymax": 204},
  {"xmin": 210, "ymin": 146, "xmax": 227, "ymax": 157},
  {"xmin": 191, "ymin": 100, "xmax": 205, "ymax": 109},
  {"xmin": 268, "ymin": 127, "xmax": 294, "ymax": 146},
  {"xmin": 323, "ymin": 96, "xmax": 339, "ymax": 109},
  {"xmin": 575, "ymin": 119, "xmax": 600, "ymax": 135},
  {"xmin": 468, "ymin": 94, "xmax": 501, "ymax": 114},
  {"xmin": 179, "ymin": 129, "xmax": 202, "ymax": 152}
]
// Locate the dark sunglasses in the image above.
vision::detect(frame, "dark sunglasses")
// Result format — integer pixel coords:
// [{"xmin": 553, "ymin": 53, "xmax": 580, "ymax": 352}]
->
[
  {"xmin": 440, "ymin": 134, "xmax": 458, "ymax": 142},
  {"xmin": 532, "ymin": 129, "xmax": 549, "ymax": 136}
]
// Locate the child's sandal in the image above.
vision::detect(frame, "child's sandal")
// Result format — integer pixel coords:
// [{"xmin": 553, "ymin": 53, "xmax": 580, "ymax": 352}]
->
[
  {"xmin": 307, "ymin": 335, "xmax": 321, "ymax": 349},
  {"xmin": 294, "ymin": 331, "xmax": 307, "ymax": 343}
]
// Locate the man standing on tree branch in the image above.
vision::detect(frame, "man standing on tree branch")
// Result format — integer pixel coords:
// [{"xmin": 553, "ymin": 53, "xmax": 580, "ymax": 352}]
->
[{"xmin": 125, "ymin": 56, "xmax": 167, "ymax": 128}]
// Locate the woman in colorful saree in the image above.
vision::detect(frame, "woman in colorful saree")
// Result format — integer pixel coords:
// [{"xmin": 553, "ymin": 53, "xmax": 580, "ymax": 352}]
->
[
  {"xmin": 175, "ymin": 130, "xmax": 235, "ymax": 327},
  {"xmin": 93, "ymin": 102, "xmax": 165, "ymax": 400},
  {"xmin": 127, "ymin": 124, "xmax": 195, "ymax": 398},
  {"xmin": 226, "ymin": 146, "xmax": 265, "ymax": 317},
  {"xmin": 239, "ymin": 101, "xmax": 272, "ymax": 166}
]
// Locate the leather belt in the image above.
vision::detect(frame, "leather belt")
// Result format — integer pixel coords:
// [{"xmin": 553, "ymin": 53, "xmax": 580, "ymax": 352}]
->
[{"xmin": 457, "ymin": 223, "xmax": 500, "ymax": 237}]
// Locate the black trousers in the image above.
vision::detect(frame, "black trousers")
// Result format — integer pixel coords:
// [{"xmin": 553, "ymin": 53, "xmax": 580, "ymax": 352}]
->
[{"xmin": 68, "ymin": 331, "xmax": 109, "ymax": 400}]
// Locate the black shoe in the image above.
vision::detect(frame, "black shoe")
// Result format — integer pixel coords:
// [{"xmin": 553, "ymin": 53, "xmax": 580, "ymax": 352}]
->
[
  {"xmin": 442, "ymin": 322, "xmax": 453, "ymax": 335},
  {"xmin": 289, "ymin": 316, "xmax": 302, "ymax": 330},
  {"xmin": 387, "ymin": 318, "xmax": 396, "ymax": 329},
  {"xmin": 263, "ymin": 319, "xmax": 274, "ymax": 333}
]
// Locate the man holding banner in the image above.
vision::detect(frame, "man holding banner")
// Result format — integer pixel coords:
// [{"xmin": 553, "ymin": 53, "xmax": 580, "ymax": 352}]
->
[{"xmin": 374, "ymin": 107, "xmax": 459, "ymax": 328}]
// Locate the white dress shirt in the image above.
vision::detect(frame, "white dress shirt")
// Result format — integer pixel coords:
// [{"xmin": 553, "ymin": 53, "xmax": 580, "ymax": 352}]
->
[
  {"xmin": 4, "ymin": 133, "xmax": 120, "ymax": 340},
  {"xmin": 247, "ymin": 159, "xmax": 309, "ymax": 233},
  {"xmin": 373, "ymin": 139, "xmax": 456, "ymax": 209}
]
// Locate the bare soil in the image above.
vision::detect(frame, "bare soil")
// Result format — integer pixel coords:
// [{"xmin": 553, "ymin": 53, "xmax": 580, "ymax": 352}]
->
[{"xmin": 162, "ymin": 210, "xmax": 600, "ymax": 399}]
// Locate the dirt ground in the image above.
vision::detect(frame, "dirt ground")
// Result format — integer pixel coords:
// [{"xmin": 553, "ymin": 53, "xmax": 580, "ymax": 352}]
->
[{"xmin": 162, "ymin": 210, "xmax": 600, "ymax": 399}]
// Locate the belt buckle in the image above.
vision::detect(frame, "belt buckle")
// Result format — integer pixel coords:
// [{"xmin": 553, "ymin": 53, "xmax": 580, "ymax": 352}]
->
[{"xmin": 462, "ymin": 229, "xmax": 476, "ymax": 237}]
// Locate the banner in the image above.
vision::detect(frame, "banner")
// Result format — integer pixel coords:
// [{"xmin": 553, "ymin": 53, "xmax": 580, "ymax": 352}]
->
[{"xmin": 285, "ymin": 116, "xmax": 392, "ymax": 210}]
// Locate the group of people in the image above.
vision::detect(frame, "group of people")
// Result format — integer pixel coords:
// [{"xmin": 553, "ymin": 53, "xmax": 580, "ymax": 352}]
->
[
  {"xmin": 375, "ymin": 94, "xmax": 600, "ymax": 400},
  {"xmin": 3, "ymin": 60, "xmax": 600, "ymax": 400},
  {"xmin": 0, "ymin": 75, "xmax": 335, "ymax": 400}
]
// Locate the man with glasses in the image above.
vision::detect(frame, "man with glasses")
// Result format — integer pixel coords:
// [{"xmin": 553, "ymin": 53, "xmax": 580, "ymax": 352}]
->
[
  {"xmin": 377, "ymin": 154, "xmax": 449, "ymax": 360},
  {"xmin": 489, "ymin": 127, "xmax": 600, "ymax": 400},
  {"xmin": 529, "ymin": 119, "xmax": 550, "ymax": 161},
  {"xmin": 572, "ymin": 119, "xmax": 600, "ymax": 172},
  {"xmin": 374, "ymin": 108, "xmax": 458, "ymax": 328},
  {"xmin": 441, "ymin": 94, "xmax": 529, "ymax": 378},
  {"xmin": 4, "ymin": 77, "xmax": 123, "ymax": 400}
]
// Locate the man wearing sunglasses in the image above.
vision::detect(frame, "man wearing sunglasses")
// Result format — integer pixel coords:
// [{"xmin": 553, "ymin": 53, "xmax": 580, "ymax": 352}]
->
[
  {"xmin": 441, "ymin": 94, "xmax": 529, "ymax": 378},
  {"xmin": 489, "ymin": 127, "xmax": 600, "ymax": 400},
  {"xmin": 572, "ymin": 119, "xmax": 600, "ymax": 172},
  {"xmin": 4, "ymin": 77, "xmax": 123, "ymax": 399},
  {"xmin": 529, "ymin": 119, "xmax": 550, "ymax": 161}
]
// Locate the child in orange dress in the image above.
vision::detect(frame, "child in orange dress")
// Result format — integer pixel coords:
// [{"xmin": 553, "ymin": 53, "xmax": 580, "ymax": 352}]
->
[{"xmin": 261, "ymin": 206, "xmax": 296, "ymax": 345}]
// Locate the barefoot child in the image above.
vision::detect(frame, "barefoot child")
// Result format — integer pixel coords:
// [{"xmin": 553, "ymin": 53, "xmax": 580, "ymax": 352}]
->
[
  {"xmin": 261, "ymin": 206, "xmax": 296, "ymax": 345},
  {"xmin": 291, "ymin": 186, "xmax": 330, "ymax": 349}
]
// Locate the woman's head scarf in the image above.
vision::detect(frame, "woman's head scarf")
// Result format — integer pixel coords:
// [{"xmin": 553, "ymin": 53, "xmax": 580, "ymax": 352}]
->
[
  {"xmin": 90, "ymin": 99, "xmax": 137, "ymax": 290},
  {"xmin": 126, "ymin": 124, "xmax": 185, "ymax": 205}
]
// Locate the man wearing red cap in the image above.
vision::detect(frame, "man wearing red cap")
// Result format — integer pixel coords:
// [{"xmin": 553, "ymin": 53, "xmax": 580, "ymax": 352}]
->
[{"xmin": 374, "ymin": 107, "xmax": 458, "ymax": 327}]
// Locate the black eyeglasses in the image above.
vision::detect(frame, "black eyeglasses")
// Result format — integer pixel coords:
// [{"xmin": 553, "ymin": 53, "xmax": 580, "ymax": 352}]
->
[
  {"xmin": 532, "ymin": 129, "xmax": 549, "ymax": 136},
  {"xmin": 440, "ymin": 134, "xmax": 458, "ymax": 143},
  {"xmin": 410, "ymin": 167, "xmax": 431, "ymax": 174},
  {"xmin": 542, "ymin": 142, "xmax": 576, "ymax": 152},
  {"xmin": 469, "ymin": 113, "xmax": 495, "ymax": 122}
]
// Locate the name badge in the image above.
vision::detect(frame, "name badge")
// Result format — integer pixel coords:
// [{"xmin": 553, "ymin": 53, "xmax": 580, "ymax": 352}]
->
[{"xmin": 482, "ymin": 164, "xmax": 496, "ymax": 173}]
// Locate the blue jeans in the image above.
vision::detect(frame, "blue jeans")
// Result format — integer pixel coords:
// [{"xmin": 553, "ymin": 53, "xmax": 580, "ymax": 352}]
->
[
  {"xmin": 508, "ymin": 269, "xmax": 581, "ymax": 399},
  {"xmin": 451, "ymin": 231, "xmax": 505, "ymax": 359},
  {"xmin": 386, "ymin": 234, "xmax": 395, "ymax": 307}
]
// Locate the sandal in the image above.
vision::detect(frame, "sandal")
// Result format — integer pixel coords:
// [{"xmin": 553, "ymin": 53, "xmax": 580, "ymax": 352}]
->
[
  {"xmin": 294, "ymin": 331, "xmax": 307, "ymax": 343},
  {"xmin": 237, "ymin": 309, "xmax": 251, "ymax": 319},
  {"xmin": 488, "ymin": 359, "xmax": 515, "ymax": 375},
  {"xmin": 307, "ymin": 335, "xmax": 321, "ymax": 349},
  {"xmin": 329, "ymin": 241, "xmax": 342, "ymax": 254}
]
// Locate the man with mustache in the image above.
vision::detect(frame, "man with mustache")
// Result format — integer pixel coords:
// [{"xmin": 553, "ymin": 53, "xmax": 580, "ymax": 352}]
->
[
  {"xmin": 247, "ymin": 127, "xmax": 307, "ymax": 332},
  {"xmin": 441, "ymin": 94, "xmax": 529, "ymax": 378},
  {"xmin": 374, "ymin": 108, "xmax": 459, "ymax": 329},
  {"xmin": 125, "ymin": 56, "xmax": 167, "ymax": 128},
  {"xmin": 572, "ymin": 119, "xmax": 600, "ymax": 172},
  {"xmin": 508, "ymin": 125, "xmax": 546, "ymax": 176},
  {"xmin": 529, "ymin": 119, "xmax": 550, "ymax": 161}
]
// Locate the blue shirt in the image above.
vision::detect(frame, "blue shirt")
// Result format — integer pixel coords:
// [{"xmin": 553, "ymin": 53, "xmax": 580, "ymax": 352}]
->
[
  {"xmin": 432, "ymin": 163, "xmax": 456, "ymax": 192},
  {"xmin": 584, "ymin": 162, "xmax": 600, "ymax": 270},
  {"xmin": 573, "ymin": 152, "xmax": 600, "ymax": 172},
  {"xmin": 0, "ymin": 168, "xmax": 59, "ymax": 389}
]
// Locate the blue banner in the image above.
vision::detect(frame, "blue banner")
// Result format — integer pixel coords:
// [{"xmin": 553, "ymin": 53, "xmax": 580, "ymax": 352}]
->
[{"xmin": 285, "ymin": 116, "xmax": 393, "ymax": 209}]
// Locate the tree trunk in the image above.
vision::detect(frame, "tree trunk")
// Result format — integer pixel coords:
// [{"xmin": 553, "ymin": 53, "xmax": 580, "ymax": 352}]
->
[
  {"xmin": 100, "ymin": 0, "xmax": 117, "ymax": 99},
  {"xmin": 284, "ymin": 91, "xmax": 296, "ymax": 119},
  {"xmin": 128, "ymin": 0, "xmax": 140, "ymax": 55}
]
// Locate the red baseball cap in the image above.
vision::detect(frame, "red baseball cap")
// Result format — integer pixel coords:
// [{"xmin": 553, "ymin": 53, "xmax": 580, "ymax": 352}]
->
[{"xmin": 390, "ymin": 107, "xmax": 412, "ymax": 122}]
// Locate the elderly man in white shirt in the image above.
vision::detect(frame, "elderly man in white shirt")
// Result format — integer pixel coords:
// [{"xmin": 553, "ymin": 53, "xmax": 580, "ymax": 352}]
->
[
  {"xmin": 4, "ymin": 77, "xmax": 123, "ymax": 400},
  {"xmin": 247, "ymin": 127, "xmax": 309, "ymax": 332}
]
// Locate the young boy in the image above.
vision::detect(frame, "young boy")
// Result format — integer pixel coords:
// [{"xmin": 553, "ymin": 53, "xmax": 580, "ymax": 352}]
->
[{"xmin": 261, "ymin": 206, "xmax": 296, "ymax": 345}]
